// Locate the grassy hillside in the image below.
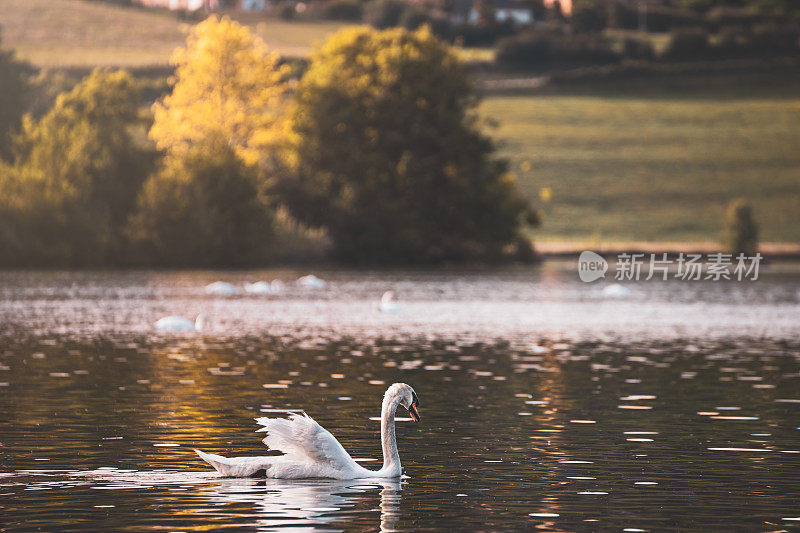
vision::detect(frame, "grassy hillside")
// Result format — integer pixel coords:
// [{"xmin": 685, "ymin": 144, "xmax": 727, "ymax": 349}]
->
[
  {"xmin": 0, "ymin": 0, "xmax": 350, "ymax": 67},
  {"xmin": 482, "ymin": 88, "xmax": 800, "ymax": 243}
]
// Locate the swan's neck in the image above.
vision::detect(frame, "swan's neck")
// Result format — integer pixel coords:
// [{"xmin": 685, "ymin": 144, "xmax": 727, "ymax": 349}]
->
[{"xmin": 378, "ymin": 394, "xmax": 402, "ymax": 477}]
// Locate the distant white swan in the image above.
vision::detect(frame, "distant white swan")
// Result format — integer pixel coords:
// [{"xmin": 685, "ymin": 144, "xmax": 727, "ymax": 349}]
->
[
  {"xmin": 154, "ymin": 314, "xmax": 212, "ymax": 333},
  {"xmin": 602, "ymin": 283, "xmax": 632, "ymax": 298},
  {"xmin": 244, "ymin": 281, "xmax": 272, "ymax": 295},
  {"xmin": 270, "ymin": 279, "xmax": 285, "ymax": 292},
  {"xmin": 195, "ymin": 383, "xmax": 421, "ymax": 479},
  {"xmin": 205, "ymin": 281, "xmax": 238, "ymax": 295},
  {"xmin": 378, "ymin": 291, "xmax": 400, "ymax": 313},
  {"xmin": 296, "ymin": 274, "xmax": 326, "ymax": 288}
]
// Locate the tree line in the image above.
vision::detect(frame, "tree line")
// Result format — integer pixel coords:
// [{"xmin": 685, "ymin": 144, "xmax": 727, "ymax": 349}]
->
[{"xmin": 0, "ymin": 18, "xmax": 537, "ymax": 267}]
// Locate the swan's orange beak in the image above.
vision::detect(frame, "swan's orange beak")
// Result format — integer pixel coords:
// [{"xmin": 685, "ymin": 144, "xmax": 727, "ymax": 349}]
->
[
  {"xmin": 408, "ymin": 402, "xmax": 420, "ymax": 422},
  {"xmin": 408, "ymin": 393, "xmax": 421, "ymax": 422}
]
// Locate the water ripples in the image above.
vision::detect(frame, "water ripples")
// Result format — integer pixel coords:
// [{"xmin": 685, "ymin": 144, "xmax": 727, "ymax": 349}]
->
[{"xmin": 1, "ymin": 269, "xmax": 800, "ymax": 530}]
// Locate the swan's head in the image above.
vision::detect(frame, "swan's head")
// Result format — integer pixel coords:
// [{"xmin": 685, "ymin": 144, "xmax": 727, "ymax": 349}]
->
[
  {"xmin": 381, "ymin": 291, "xmax": 395, "ymax": 304},
  {"xmin": 387, "ymin": 383, "xmax": 421, "ymax": 422}
]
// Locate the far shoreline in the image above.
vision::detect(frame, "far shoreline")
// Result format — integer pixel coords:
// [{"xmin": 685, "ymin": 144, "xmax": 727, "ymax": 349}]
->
[
  {"xmin": 535, "ymin": 241, "xmax": 800, "ymax": 260},
  {"xmin": 2, "ymin": 242, "xmax": 799, "ymax": 272}
]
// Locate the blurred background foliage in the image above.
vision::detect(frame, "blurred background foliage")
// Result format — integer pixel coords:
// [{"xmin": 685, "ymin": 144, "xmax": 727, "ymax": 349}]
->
[
  {"xmin": 127, "ymin": 140, "xmax": 276, "ymax": 267},
  {"xmin": 282, "ymin": 26, "xmax": 536, "ymax": 264},
  {"xmin": 148, "ymin": 16, "xmax": 292, "ymax": 167},
  {"xmin": 0, "ymin": 29, "xmax": 31, "ymax": 161},
  {"xmin": 0, "ymin": 70, "xmax": 156, "ymax": 267},
  {"xmin": 2, "ymin": 0, "xmax": 800, "ymax": 266},
  {"xmin": 722, "ymin": 198, "xmax": 758, "ymax": 256},
  {"xmin": 0, "ymin": 18, "xmax": 537, "ymax": 267}
]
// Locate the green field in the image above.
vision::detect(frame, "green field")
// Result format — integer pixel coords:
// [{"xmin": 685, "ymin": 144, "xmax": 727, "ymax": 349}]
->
[
  {"xmin": 482, "ymin": 89, "xmax": 800, "ymax": 243},
  {"xmin": 0, "ymin": 0, "xmax": 351, "ymax": 67},
  {"xmin": 1, "ymin": 0, "xmax": 495, "ymax": 67}
]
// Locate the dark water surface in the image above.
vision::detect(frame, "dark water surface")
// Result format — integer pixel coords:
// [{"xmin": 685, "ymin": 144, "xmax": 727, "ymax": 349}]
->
[{"xmin": 1, "ymin": 267, "xmax": 799, "ymax": 531}]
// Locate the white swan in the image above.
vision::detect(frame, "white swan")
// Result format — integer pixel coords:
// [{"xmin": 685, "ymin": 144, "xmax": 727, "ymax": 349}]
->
[
  {"xmin": 244, "ymin": 281, "xmax": 272, "ymax": 295},
  {"xmin": 154, "ymin": 314, "xmax": 212, "ymax": 332},
  {"xmin": 194, "ymin": 383, "xmax": 420, "ymax": 479},
  {"xmin": 602, "ymin": 283, "xmax": 632, "ymax": 298},
  {"xmin": 296, "ymin": 274, "xmax": 326, "ymax": 288},
  {"xmin": 270, "ymin": 279, "xmax": 285, "ymax": 292},
  {"xmin": 378, "ymin": 291, "xmax": 401, "ymax": 313},
  {"xmin": 205, "ymin": 281, "xmax": 238, "ymax": 295}
]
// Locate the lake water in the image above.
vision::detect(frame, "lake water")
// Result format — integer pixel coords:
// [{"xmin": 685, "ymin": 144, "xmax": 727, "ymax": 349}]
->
[{"xmin": 1, "ymin": 265, "xmax": 799, "ymax": 531}]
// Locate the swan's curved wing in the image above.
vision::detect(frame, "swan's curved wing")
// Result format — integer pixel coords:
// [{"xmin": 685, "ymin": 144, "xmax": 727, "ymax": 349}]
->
[{"xmin": 254, "ymin": 413, "xmax": 357, "ymax": 470}]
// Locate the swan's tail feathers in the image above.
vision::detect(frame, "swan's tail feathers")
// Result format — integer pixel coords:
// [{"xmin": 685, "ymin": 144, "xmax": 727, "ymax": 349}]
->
[
  {"xmin": 193, "ymin": 449, "xmax": 230, "ymax": 473},
  {"xmin": 193, "ymin": 449, "xmax": 272, "ymax": 478}
]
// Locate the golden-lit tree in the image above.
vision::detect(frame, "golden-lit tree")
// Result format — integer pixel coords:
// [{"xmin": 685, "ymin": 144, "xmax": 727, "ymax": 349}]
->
[{"xmin": 149, "ymin": 15, "xmax": 291, "ymax": 166}]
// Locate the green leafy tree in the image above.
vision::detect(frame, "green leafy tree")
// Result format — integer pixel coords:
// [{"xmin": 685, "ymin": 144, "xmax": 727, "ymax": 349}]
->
[
  {"xmin": 0, "ymin": 30, "xmax": 31, "ymax": 160},
  {"xmin": 284, "ymin": 26, "xmax": 536, "ymax": 264},
  {"xmin": 127, "ymin": 140, "xmax": 275, "ymax": 267},
  {"xmin": 3, "ymin": 69, "xmax": 154, "ymax": 266},
  {"xmin": 722, "ymin": 198, "xmax": 759, "ymax": 255}
]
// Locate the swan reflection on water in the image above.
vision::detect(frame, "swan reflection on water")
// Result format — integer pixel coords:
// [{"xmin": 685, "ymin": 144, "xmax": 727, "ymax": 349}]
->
[
  {"xmin": 202, "ymin": 476, "xmax": 404, "ymax": 531},
  {"xmin": 13, "ymin": 468, "xmax": 404, "ymax": 532}
]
